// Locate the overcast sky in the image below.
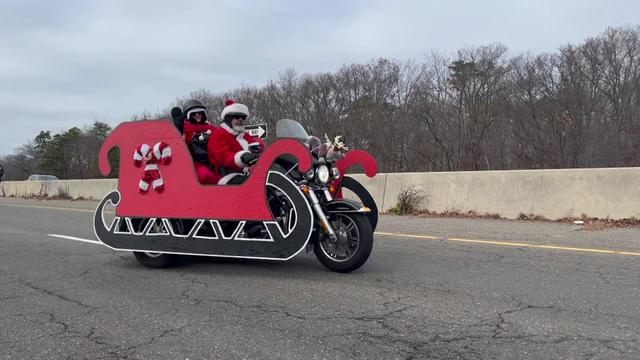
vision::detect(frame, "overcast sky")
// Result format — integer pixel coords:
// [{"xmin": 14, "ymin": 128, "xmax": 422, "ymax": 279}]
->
[{"xmin": 1, "ymin": 0, "xmax": 638, "ymax": 156}]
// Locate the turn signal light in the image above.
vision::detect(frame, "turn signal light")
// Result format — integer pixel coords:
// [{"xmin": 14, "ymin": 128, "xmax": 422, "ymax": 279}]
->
[{"xmin": 302, "ymin": 185, "xmax": 310, "ymax": 194}]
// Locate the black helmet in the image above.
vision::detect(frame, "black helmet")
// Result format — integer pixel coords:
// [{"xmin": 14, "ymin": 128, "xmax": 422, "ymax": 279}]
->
[
  {"xmin": 183, "ymin": 99, "xmax": 208, "ymax": 123},
  {"xmin": 184, "ymin": 99, "xmax": 204, "ymax": 113}
]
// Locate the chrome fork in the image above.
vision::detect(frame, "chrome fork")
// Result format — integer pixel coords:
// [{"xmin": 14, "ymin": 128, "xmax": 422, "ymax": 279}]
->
[{"xmin": 306, "ymin": 189, "xmax": 338, "ymax": 241}]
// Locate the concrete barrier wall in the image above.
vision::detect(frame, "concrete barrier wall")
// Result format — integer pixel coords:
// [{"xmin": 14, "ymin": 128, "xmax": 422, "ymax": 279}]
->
[
  {"xmin": 349, "ymin": 167, "xmax": 640, "ymax": 220},
  {"xmin": 2, "ymin": 167, "xmax": 639, "ymax": 219},
  {"xmin": 0, "ymin": 179, "xmax": 118, "ymax": 201}
]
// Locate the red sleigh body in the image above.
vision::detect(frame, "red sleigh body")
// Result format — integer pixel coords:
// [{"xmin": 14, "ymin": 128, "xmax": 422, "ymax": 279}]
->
[
  {"xmin": 93, "ymin": 119, "xmax": 378, "ymax": 260},
  {"xmin": 98, "ymin": 120, "xmax": 312, "ymax": 221}
]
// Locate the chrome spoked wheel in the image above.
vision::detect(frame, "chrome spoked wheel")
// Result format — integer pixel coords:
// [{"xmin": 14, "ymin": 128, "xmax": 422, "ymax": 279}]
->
[
  {"xmin": 319, "ymin": 214, "xmax": 360, "ymax": 262},
  {"xmin": 313, "ymin": 212, "xmax": 373, "ymax": 273}
]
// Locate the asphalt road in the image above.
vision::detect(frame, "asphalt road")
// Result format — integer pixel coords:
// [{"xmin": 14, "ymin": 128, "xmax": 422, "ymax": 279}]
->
[{"xmin": 1, "ymin": 197, "xmax": 639, "ymax": 359}]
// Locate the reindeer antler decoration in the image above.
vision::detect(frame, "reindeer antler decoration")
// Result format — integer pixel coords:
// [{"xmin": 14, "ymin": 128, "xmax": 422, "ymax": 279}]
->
[{"xmin": 333, "ymin": 135, "xmax": 349, "ymax": 151}]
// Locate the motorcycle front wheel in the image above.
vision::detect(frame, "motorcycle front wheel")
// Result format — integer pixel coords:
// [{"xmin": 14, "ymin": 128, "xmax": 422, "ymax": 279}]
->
[{"xmin": 313, "ymin": 212, "xmax": 373, "ymax": 273}]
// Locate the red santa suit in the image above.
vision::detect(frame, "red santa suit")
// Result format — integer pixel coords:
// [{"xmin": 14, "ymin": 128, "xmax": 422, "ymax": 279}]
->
[
  {"xmin": 208, "ymin": 123, "xmax": 266, "ymax": 184},
  {"xmin": 183, "ymin": 122, "xmax": 219, "ymax": 184},
  {"xmin": 184, "ymin": 122, "xmax": 215, "ymax": 145},
  {"xmin": 133, "ymin": 142, "xmax": 172, "ymax": 193}
]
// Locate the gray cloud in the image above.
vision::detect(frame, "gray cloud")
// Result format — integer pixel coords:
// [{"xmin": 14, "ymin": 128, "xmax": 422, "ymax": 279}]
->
[{"xmin": 1, "ymin": 0, "xmax": 638, "ymax": 155}]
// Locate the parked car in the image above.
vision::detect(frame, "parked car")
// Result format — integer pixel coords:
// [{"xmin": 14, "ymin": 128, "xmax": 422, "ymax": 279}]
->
[{"xmin": 27, "ymin": 174, "xmax": 59, "ymax": 181}]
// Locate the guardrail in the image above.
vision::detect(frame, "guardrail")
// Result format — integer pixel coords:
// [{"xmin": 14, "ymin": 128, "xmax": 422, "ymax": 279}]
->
[{"xmin": 2, "ymin": 167, "xmax": 639, "ymax": 220}]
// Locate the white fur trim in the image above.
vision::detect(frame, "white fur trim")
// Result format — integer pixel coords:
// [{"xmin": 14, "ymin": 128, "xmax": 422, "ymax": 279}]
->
[
  {"xmin": 218, "ymin": 173, "xmax": 242, "ymax": 185},
  {"xmin": 236, "ymin": 133, "xmax": 250, "ymax": 150},
  {"xmin": 144, "ymin": 164, "xmax": 159, "ymax": 171},
  {"xmin": 133, "ymin": 152, "xmax": 144, "ymax": 161},
  {"xmin": 152, "ymin": 178, "xmax": 164, "ymax": 188},
  {"xmin": 234, "ymin": 150, "xmax": 250, "ymax": 167},
  {"xmin": 221, "ymin": 122, "xmax": 238, "ymax": 136},
  {"xmin": 220, "ymin": 103, "xmax": 249, "ymax": 120}
]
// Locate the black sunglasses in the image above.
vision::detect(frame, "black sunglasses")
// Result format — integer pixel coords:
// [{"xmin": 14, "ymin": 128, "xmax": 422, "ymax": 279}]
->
[{"xmin": 231, "ymin": 114, "xmax": 247, "ymax": 120}]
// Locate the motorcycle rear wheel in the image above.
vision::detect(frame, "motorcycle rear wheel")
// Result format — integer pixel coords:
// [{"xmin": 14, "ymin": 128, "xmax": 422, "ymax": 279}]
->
[
  {"xmin": 133, "ymin": 251, "xmax": 176, "ymax": 268},
  {"xmin": 313, "ymin": 212, "xmax": 373, "ymax": 273},
  {"xmin": 131, "ymin": 218, "xmax": 183, "ymax": 268}
]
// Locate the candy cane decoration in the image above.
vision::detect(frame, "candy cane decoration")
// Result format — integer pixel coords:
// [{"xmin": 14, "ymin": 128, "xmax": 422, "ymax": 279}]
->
[{"xmin": 133, "ymin": 142, "xmax": 172, "ymax": 193}]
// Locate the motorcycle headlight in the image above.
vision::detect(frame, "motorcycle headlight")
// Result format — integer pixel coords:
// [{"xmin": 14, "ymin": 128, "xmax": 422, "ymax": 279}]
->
[
  {"xmin": 316, "ymin": 165, "xmax": 330, "ymax": 184},
  {"xmin": 331, "ymin": 167, "xmax": 340, "ymax": 179}
]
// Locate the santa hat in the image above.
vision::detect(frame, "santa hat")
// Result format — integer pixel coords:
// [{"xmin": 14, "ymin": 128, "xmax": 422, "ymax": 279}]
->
[{"xmin": 220, "ymin": 99, "xmax": 249, "ymax": 120}]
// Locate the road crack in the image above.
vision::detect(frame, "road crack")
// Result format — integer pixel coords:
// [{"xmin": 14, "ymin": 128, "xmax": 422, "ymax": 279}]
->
[{"xmin": 21, "ymin": 280, "xmax": 98, "ymax": 312}]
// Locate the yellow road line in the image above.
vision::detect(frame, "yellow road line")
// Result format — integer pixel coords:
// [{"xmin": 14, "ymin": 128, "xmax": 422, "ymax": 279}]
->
[
  {"xmin": 0, "ymin": 203, "xmax": 95, "ymax": 213},
  {"xmin": 376, "ymin": 231, "xmax": 439, "ymax": 240},
  {"xmin": 376, "ymin": 231, "xmax": 640, "ymax": 257}
]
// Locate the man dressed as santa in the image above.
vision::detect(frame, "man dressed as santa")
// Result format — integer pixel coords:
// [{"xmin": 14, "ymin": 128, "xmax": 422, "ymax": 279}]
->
[{"xmin": 208, "ymin": 100, "xmax": 266, "ymax": 184}]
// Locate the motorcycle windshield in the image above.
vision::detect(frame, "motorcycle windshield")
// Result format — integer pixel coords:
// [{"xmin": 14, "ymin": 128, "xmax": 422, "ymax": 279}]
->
[{"xmin": 276, "ymin": 119, "xmax": 309, "ymax": 140}]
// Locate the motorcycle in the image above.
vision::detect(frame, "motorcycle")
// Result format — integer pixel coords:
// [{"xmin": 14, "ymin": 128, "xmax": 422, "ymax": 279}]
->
[{"xmin": 93, "ymin": 118, "xmax": 378, "ymax": 272}]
